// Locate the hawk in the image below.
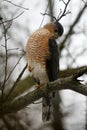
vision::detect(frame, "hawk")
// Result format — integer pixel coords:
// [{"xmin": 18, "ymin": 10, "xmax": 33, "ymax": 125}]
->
[{"xmin": 26, "ymin": 21, "xmax": 64, "ymax": 121}]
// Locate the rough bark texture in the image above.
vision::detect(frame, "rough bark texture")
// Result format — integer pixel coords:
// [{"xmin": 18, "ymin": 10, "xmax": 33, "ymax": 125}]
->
[{"xmin": 0, "ymin": 66, "xmax": 87, "ymax": 115}]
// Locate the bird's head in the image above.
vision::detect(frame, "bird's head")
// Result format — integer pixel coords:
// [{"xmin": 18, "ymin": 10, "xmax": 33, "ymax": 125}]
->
[{"xmin": 43, "ymin": 21, "xmax": 64, "ymax": 39}]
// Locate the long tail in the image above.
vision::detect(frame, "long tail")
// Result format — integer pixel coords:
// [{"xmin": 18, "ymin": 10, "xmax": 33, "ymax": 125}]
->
[
  {"xmin": 42, "ymin": 92, "xmax": 56, "ymax": 121},
  {"xmin": 42, "ymin": 96, "xmax": 51, "ymax": 121}
]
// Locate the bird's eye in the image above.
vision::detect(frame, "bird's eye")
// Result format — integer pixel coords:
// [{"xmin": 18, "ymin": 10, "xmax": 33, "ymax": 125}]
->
[{"xmin": 55, "ymin": 29, "xmax": 58, "ymax": 33}]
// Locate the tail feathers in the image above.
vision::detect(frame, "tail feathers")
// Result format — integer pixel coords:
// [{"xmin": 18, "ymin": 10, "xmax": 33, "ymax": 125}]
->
[{"xmin": 42, "ymin": 94, "xmax": 53, "ymax": 122}]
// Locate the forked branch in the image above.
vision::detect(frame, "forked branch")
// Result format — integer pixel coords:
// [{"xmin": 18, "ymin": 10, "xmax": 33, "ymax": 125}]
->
[{"xmin": 0, "ymin": 66, "xmax": 87, "ymax": 115}]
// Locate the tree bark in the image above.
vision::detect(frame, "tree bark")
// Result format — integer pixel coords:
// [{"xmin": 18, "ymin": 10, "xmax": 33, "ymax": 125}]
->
[{"xmin": 0, "ymin": 66, "xmax": 87, "ymax": 115}]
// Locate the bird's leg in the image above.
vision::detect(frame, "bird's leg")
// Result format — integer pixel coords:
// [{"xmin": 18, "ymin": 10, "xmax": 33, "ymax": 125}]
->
[
  {"xmin": 35, "ymin": 83, "xmax": 45, "ymax": 89},
  {"xmin": 28, "ymin": 65, "xmax": 34, "ymax": 72},
  {"xmin": 34, "ymin": 77, "xmax": 45, "ymax": 89}
]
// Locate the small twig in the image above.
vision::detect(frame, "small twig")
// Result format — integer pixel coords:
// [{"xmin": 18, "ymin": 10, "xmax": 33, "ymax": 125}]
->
[
  {"xmin": 0, "ymin": 8, "xmax": 25, "ymax": 101},
  {"xmin": 40, "ymin": 1, "xmax": 50, "ymax": 27},
  {"xmin": 60, "ymin": 0, "xmax": 67, "ymax": 5},
  {"xmin": 57, "ymin": 0, "xmax": 71, "ymax": 21},
  {"xmin": 5, "ymin": 20, "xmax": 13, "ymax": 31},
  {"xmin": 18, "ymin": 49, "xmax": 25, "ymax": 54},
  {"xmin": 40, "ymin": 0, "xmax": 71, "ymax": 24},
  {"xmin": 75, "ymin": 48, "xmax": 87, "ymax": 58},
  {"xmin": 4, "ymin": 63, "xmax": 28, "ymax": 101},
  {"xmin": 40, "ymin": 12, "xmax": 56, "ymax": 21},
  {"xmin": 1, "ymin": 20, "xmax": 8, "ymax": 97},
  {"xmin": 0, "ymin": 51, "xmax": 25, "ymax": 58},
  {"xmin": 0, "ymin": 11, "xmax": 24, "ymax": 25},
  {"xmin": 3, "ymin": 0, "xmax": 29, "ymax": 10},
  {"xmin": 65, "ymin": 47, "xmax": 78, "ymax": 67},
  {"xmin": 1, "ymin": 44, "xmax": 5, "ymax": 48},
  {"xmin": 57, "ymin": 9, "xmax": 62, "ymax": 20},
  {"xmin": 0, "ymin": 11, "xmax": 24, "ymax": 97},
  {"xmin": 7, "ymin": 48, "xmax": 19, "ymax": 51},
  {"xmin": 6, "ymin": 55, "xmax": 23, "ymax": 82},
  {"xmin": 82, "ymin": 0, "xmax": 87, "ymax": 4},
  {"xmin": 59, "ymin": 3, "xmax": 87, "ymax": 52}
]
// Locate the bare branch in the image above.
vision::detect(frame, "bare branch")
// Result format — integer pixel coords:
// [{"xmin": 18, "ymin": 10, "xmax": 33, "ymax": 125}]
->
[
  {"xmin": 59, "ymin": 65, "xmax": 87, "ymax": 78},
  {"xmin": 40, "ymin": 0, "xmax": 71, "ymax": 23},
  {"xmin": 59, "ymin": 3, "xmax": 87, "ymax": 52},
  {"xmin": 6, "ymin": 55, "xmax": 23, "ymax": 83},
  {"xmin": 0, "ymin": 50, "xmax": 25, "ymax": 59},
  {"xmin": 0, "ymin": 11, "xmax": 24, "ymax": 25},
  {"xmin": 40, "ymin": 1, "xmax": 50, "ymax": 27},
  {"xmin": 72, "ymin": 67, "xmax": 87, "ymax": 80},
  {"xmin": 4, "ymin": 63, "xmax": 28, "ymax": 101},
  {"xmin": 7, "ymin": 48, "xmax": 19, "ymax": 51},
  {"xmin": 82, "ymin": 0, "xmax": 87, "ymax": 5},
  {"xmin": 1, "ymin": 20, "xmax": 8, "ymax": 97},
  {"xmin": 59, "ymin": 0, "xmax": 66, "ymax": 5},
  {"xmin": 40, "ymin": 12, "xmax": 56, "ymax": 21},
  {"xmin": 57, "ymin": 0, "xmax": 71, "ymax": 21},
  {"xmin": 0, "ymin": 66, "xmax": 87, "ymax": 115},
  {"xmin": 0, "ymin": 11, "xmax": 25, "ymax": 99},
  {"xmin": 3, "ymin": 0, "xmax": 29, "ymax": 10}
]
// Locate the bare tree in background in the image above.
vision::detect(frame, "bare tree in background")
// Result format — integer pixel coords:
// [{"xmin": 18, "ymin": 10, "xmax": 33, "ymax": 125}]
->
[{"xmin": 0, "ymin": 0, "xmax": 87, "ymax": 130}]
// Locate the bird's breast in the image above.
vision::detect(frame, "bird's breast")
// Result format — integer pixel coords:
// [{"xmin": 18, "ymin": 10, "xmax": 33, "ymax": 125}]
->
[
  {"xmin": 28, "ymin": 61, "xmax": 49, "ymax": 84},
  {"xmin": 26, "ymin": 28, "xmax": 52, "ymax": 66},
  {"xmin": 26, "ymin": 28, "xmax": 53, "ymax": 84}
]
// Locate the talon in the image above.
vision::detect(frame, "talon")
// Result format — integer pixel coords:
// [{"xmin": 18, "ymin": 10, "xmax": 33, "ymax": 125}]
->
[
  {"xmin": 28, "ymin": 65, "xmax": 33, "ymax": 72},
  {"xmin": 35, "ymin": 83, "xmax": 45, "ymax": 89}
]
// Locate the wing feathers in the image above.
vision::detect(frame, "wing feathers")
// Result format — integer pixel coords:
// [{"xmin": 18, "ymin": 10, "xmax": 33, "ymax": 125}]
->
[
  {"xmin": 46, "ymin": 39, "xmax": 59, "ymax": 81},
  {"xmin": 42, "ymin": 39, "xmax": 59, "ymax": 121}
]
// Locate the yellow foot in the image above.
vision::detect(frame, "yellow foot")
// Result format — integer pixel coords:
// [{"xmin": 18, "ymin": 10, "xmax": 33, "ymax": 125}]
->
[{"xmin": 35, "ymin": 83, "xmax": 45, "ymax": 89}]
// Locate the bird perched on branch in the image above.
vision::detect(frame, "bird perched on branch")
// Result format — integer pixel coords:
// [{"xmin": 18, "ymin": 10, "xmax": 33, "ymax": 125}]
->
[{"xmin": 26, "ymin": 21, "xmax": 64, "ymax": 121}]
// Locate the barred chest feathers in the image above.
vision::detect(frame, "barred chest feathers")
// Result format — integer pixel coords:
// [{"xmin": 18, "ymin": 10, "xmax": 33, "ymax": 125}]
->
[{"xmin": 26, "ymin": 28, "xmax": 53, "ymax": 84}]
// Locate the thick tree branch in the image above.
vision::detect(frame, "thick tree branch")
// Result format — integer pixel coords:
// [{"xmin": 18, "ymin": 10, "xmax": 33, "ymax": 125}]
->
[
  {"xmin": 60, "ymin": 65, "xmax": 87, "ymax": 78},
  {"xmin": 1, "ymin": 66, "xmax": 86, "ymax": 102},
  {"xmin": 0, "ymin": 66, "xmax": 87, "ymax": 115}
]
